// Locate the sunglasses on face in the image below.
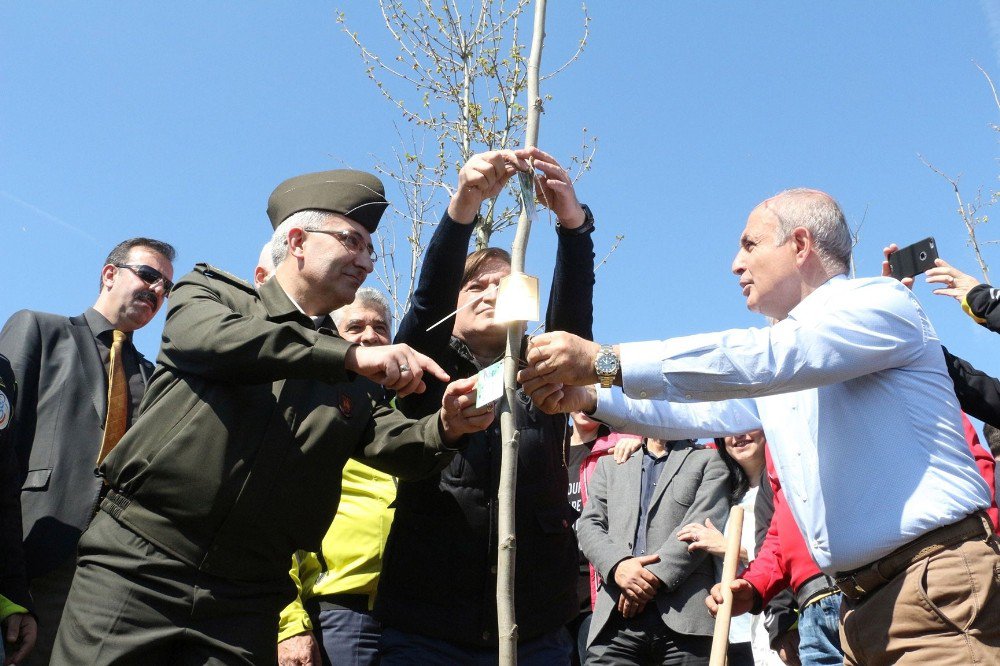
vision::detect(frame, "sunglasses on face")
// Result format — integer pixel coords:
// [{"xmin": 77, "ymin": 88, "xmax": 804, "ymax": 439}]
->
[
  {"xmin": 306, "ymin": 228, "xmax": 378, "ymax": 264},
  {"xmin": 115, "ymin": 264, "xmax": 174, "ymax": 294}
]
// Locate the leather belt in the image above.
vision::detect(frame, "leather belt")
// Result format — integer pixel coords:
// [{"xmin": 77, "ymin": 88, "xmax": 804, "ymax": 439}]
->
[
  {"xmin": 794, "ymin": 573, "xmax": 839, "ymax": 609},
  {"xmin": 834, "ymin": 512, "xmax": 993, "ymax": 602}
]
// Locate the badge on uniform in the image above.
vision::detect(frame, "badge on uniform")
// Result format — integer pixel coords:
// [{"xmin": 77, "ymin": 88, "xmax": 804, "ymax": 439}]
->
[
  {"xmin": 338, "ymin": 392, "xmax": 353, "ymax": 419},
  {"xmin": 0, "ymin": 391, "xmax": 10, "ymax": 431}
]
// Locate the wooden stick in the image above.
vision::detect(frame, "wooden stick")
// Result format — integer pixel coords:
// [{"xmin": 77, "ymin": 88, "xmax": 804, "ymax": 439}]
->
[{"xmin": 709, "ymin": 505, "xmax": 745, "ymax": 666}]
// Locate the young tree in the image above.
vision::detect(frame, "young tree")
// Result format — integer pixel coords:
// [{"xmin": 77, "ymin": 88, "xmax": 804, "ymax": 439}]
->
[
  {"xmin": 920, "ymin": 63, "xmax": 999, "ymax": 283},
  {"xmin": 338, "ymin": 0, "xmax": 593, "ymax": 320}
]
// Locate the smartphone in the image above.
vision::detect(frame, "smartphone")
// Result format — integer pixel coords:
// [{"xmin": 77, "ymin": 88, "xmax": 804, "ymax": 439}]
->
[{"xmin": 888, "ymin": 237, "xmax": 939, "ymax": 280}]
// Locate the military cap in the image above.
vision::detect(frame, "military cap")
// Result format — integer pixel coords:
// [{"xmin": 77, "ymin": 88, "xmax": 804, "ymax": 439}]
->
[{"xmin": 267, "ymin": 169, "xmax": 388, "ymax": 232}]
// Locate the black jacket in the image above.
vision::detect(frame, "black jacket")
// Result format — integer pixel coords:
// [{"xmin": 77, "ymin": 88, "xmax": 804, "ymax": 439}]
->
[
  {"xmin": 965, "ymin": 283, "xmax": 1000, "ymax": 330},
  {"xmin": 0, "ymin": 355, "xmax": 31, "ymax": 611},
  {"xmin": 377, "ymin": 213, "xmax": 595, "ymax": 647},
  {"xmin": 942, "ymin": 283, "xmax": 1000, "ymax": 427}
]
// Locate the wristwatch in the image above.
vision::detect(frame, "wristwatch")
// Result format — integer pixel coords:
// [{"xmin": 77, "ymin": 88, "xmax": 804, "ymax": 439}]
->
[
  {"xmin": 556, "ymin": 203, "xmax": 595, "ymax": 235},
  {"xmin": 594, "ymin": 344, "xmax": 619, "ymax": 389}
]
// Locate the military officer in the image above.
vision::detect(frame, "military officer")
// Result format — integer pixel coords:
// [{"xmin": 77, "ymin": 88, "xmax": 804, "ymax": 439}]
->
[{"xmin": 51, "ymin": 169, "xmax": 494, "ymax": 665}]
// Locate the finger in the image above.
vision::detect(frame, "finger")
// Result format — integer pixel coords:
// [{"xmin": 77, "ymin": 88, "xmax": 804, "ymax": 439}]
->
[
  {"xmin": 6, "ymin": 614, "xmax": 19, "ymax": 642},
  {"xmin": 705, "ymin": 593, "xmax": 720, "ymax": 616},
  {"xmin": 501, "ymin": 149, "xmax": 532, "ymax": 173},
  {"xmin": 394, "ymin": 374, "xmax": 425, "ymax": 398},
  {"xmin": 637, "ymin": 553, "xmax": 660, "ymax": 565},
  {"xmin": 524, "ymin": 343, "xmax": 549, "ymax": 366},
  {"xmin": 883, "ymin": 243, "xmax": 899, "ymax": 259},
  {"xmin": 465, "ymin": 411, "xmax": 496, "ymax": 430},
  {"xmin": 516, "ymin": 365, "xmax": 544, "ymax": 385},
  {"xmin": 901, "ymin": 277, "xmax": 914, "ymax": 289},
  {"xmin": 704, "ymin": 518, "xmax": 715, "ymax": 529},
  {"xmin": 638, "ymin": 569, "xmax": 662, "ymax": 586},
  {"xmin": 447, "ymin": 375, "xmax": 480, "ymax": 399},
  {"xmin": 523, "ymin": 146, "xmax": 558, "ymax": 164},
  {"xmin": 525, "ymin": 380, "xmax": 563, "ymax": 406},
  {"xmin": 415, "ymin": 351, "xmax": 450, "ymax": 383},
  {"xmin": 381, "ymin": 358, "xmax": 402, "ymax": 387}
]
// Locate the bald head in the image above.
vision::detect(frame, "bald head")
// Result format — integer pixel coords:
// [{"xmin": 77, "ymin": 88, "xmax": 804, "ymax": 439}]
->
[
  {"xmin": 254, "ymin": 241, "xmax": 275, "ymax": 289},
  {"xmin": 757, "ymin": 189, "xmax": 852, "ymax": 275}
]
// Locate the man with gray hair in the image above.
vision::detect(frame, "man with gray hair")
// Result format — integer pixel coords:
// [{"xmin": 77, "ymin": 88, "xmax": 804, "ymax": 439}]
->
[
  {"xmin": 517, "ymin": 188, "xmax": 999, "ymax": 664},
  {"xmin": 52, "ymin": 169, "xmax": 494, "ymax": 664}
]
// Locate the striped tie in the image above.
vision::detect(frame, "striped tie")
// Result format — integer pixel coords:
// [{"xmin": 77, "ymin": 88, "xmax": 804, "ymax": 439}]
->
[{"xmin": 97, "ymin": 330, "xmax": 129, "ymax": 465}]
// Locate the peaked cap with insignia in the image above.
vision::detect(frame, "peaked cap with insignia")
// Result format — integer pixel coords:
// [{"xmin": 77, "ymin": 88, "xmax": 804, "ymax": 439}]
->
[{"xmin": 266, "ymin": 169, "xmax": 389, "ymax": 232}]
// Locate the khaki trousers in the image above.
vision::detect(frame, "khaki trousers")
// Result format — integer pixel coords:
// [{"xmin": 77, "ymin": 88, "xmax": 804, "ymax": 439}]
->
[{"xmin": 840, "ymin": 532, "xmax": 1000, "ymax": 665}]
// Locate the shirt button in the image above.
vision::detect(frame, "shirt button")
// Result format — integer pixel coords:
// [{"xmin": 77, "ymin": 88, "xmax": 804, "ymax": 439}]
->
[
  {"xmin": 640, "ymin": 391, "xmax": 648, "ymax": 398},
  {"xmin": 685, "ymin": 394, "xmax": 692, "ymax": 399}
]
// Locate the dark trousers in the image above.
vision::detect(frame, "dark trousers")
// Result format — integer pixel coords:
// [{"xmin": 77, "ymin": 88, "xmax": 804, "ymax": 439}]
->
[
  {"xmin": 51, "ymin": 510, "xmax": 292, "ymax": 665},
  {"xmin": 586, "ymin": 605, "xmax": 711, "ymax": 665},
  {"xmin": 23, "ymin": 554, "xmax": 77, "ymax": 665},
  {"xmin": 379, "ymin": 626, "xmax": 573, "ymax": 665},
  {"xmin": 306, "ymin": 598, "xmax": 382, "ymax": 666}
]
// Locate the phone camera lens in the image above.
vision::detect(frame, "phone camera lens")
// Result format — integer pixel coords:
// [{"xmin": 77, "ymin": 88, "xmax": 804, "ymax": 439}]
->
[{"xmin": 919, "ymin": 252, "xmax": 927, "ymax": 261}]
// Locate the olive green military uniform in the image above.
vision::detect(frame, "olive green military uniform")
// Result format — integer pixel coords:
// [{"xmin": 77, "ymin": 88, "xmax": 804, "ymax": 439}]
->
[{"xmin": 51, "ymin": 265, "xmax": 459, "ymax": 665}]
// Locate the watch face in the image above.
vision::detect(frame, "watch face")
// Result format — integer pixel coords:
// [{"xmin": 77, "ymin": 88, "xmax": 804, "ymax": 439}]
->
[{"xmin": 596, "ymin": 354, "xmax": 618, "ymax": 374}]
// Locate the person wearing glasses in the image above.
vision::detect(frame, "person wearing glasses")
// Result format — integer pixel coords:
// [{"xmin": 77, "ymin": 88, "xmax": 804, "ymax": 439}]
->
[
  {"xmin": 50, "ymin": 169, "xmax": 494, "ymax": 664},
  {"xmin": 0, "ymin": 236, "xmax": 175, "ymax": 664}
]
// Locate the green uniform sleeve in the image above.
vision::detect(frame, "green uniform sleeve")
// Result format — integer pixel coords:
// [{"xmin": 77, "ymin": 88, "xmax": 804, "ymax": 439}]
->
[
  {"xmin": 160, "ymin": 269, "xmax": 355, "ymax": 385},
  {"xmin": 277, "ymin": 554, "xmax": 313, "ymax": 643},
  {"xmin": 356, "ymin": 394, "xmax": 460, "ymax": 480}
]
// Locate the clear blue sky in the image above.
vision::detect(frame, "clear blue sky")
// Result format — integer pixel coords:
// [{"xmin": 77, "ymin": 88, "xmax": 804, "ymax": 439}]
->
[{"xmin": 2, "ymin": 2, "xmax": 999, "ymax": 406}]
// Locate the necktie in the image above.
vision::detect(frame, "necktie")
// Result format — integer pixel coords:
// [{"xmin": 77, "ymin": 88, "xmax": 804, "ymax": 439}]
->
[{"xmin": 97, "ymin": 330, "xmax": 129, "ymax": 465}]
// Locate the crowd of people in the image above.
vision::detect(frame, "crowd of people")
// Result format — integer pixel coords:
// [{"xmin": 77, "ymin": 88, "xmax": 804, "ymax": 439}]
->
[{"xmin": 0, "ymin": 147, "xmax": 997, "ymax": 666}]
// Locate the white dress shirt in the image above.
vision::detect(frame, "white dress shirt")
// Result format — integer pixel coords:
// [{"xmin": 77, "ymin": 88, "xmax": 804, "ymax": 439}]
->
[{"xmin": 593, "ymin": 275, "xmax": 990, "ymax": 574}]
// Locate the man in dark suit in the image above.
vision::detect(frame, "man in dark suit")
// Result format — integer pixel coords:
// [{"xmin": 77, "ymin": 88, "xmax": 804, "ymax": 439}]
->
[
  {"xmin": 0, "ymin": 237, "xmax": 175, "ymax": 663},
  {"xmin": 577, "ymin": 438, "xmax": 730, "ymax": 665}
]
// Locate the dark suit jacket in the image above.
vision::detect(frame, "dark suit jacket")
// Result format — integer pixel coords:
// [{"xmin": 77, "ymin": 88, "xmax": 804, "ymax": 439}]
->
[
  {"xmin": 0, "ymin": 310, "xmax": 153, "ymax": 578},
  {"xmin": 577, "ymin": 441, "xmax": 730, "ymax": 645}
]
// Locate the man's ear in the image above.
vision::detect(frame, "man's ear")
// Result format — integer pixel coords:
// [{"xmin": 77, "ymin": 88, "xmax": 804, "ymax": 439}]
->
[
  {"xmin": 286, "ymin": 228, "xmax": 307, "ymax": 259},
  {"xmin": 100, "ymin": 264, "xmax": 117, "ymax": 292},
  {"xmin": 792, "ymin": 226, "xmax": 814, "ymax": 265}
]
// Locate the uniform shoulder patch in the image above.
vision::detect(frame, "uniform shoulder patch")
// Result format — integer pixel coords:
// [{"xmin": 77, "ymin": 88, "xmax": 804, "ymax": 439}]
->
[
  {"xmin": 0, "ymin": 390, "xmax": 10, "ymax": 430},
  {"xmin": 193, "ymin": 263, "xmax": 257, "ymax": 295}
]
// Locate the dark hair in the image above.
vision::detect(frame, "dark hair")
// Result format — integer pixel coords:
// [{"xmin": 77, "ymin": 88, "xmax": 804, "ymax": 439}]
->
[
  {"xmin": 461, "ymin": 247, "xmax": 511, "ymax": 287},
  {"xmin": 100, "ymin": 237, "xmax": 177, "ymax": 291},
  {"xmin": 714, "ymin": 436, "xmax": 751, "ymax": 503}
]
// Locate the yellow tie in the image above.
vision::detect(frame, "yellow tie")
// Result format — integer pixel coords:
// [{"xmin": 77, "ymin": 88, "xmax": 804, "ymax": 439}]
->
[{"xmin": 97, "ymin": 330, "xmax": 129, "ymax": 465}]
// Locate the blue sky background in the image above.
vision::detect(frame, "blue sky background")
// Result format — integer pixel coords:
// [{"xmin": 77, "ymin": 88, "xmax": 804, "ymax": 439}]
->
[{"xmin": 3, "ymin": 2, "xmax": 1000, "ymax": 422}]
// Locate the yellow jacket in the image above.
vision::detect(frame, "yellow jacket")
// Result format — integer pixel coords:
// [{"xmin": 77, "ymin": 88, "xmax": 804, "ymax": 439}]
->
[{"xmin": 278, "ymin": 459, "xmax": 396, "ymax": 642}]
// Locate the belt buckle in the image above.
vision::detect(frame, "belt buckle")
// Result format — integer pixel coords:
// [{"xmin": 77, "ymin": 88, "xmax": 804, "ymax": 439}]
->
[{"xmin": 840, "ymin": 574, "xmax": 867, "ymax": 600}]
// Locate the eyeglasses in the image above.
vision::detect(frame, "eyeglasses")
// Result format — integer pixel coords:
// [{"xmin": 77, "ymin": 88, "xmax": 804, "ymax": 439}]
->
[
  {"xmin": 115, "ymin": 264, "xmax": 174, "ymax": 294},
  {"xmin": 306, "ymin": 228, "xmax": 378, "ymax": 264}
]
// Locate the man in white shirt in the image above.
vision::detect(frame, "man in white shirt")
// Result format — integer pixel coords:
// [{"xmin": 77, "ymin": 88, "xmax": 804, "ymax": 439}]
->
[{"xmin": 517, "ymin": 188, "xmax": 999, "ymax": 665}]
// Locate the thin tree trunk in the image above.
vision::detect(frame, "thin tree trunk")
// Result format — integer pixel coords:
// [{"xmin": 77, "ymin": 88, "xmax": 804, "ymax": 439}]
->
[{"xmin": 497, "ymin": 1, "xmax": 546, "ymax": 663}]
